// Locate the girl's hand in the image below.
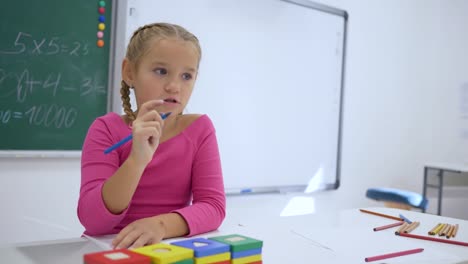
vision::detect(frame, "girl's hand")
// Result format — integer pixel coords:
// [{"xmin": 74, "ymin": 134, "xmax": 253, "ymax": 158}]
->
[
  {"xmin": 129, "ymin": 99, "xmax": 165, "ymax": 167},
  {"xmin": 112, "ymin": 217, "xmax": 166, "ymax": 249}
]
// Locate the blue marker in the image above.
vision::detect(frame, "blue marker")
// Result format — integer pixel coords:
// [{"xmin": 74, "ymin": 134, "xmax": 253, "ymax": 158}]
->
[
  {"xmin": 240, "ymin": 188, "xmax": 253, "ymax": 194},
  {"xmin": 104, "ymin": 112, "xmax": 171, "ymax": 154}
]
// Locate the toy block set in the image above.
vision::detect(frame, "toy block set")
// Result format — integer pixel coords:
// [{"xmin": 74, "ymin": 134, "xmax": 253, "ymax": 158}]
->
[{"xmin": 84, "ymin": 234, "xmax": 263, "ymax": 264}]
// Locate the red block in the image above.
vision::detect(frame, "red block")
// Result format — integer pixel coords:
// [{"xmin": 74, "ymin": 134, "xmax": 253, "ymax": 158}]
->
[{"xmin": 84, "ymin": 249, "xmax": 151, "ymax": 264}]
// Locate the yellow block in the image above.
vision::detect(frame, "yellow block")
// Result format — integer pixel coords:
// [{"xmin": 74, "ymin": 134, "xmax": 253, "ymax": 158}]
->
[
  {"xmin": 231, "ymin": 254, "xmax": 262, "ymax": 264},
  {"xmin": 132, "ymin": 243, "xmax": 194, "ymax": 264},
  {"xmin": 194, "ymin": 252, "xmax": 230, "ymax": 264}
]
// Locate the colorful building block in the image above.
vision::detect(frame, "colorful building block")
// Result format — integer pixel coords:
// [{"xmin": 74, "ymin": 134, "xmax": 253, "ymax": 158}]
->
[
  {"xmin": 171, "ymin": 238, "xmax": 230, "ymax": 258},
  {"xmin": 231, "ymin": 248, "xmax": 262, "ymax": 259},
  {"xmin": 173, "ymin": 259, "xmax": 194, "ymax": 264},
  {"xmin": 194, "ymin": 252, "xmax": 231, "ymax": 264},
  {"xmin": 230, "ymin": 254, "xmax": 262, "ymax": 264},
  {"xmin": 208, "ymin": 234, "xmax": 263, "ymax": 252},
  {"xmin": 84, "ymin": 248, "xmax": 151, "ymax": 264},
  {"xmin": 132, "ymin": 243, "xmax": 193, "ymax": 264}
]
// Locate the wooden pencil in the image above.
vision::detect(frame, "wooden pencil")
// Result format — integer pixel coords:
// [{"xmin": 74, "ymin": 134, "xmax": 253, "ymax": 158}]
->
[
  {"xmin": 433, "ymin": 223, "xmax": 445, "ymax": 235},
  {"xmin": 397, "ymin": 232, "xmax": 468, "ymax": 247},
  {"xmin": 404, "ymin": 221, "xmax": 420, "ymax": 233},
  {"xmin": 373, "ymin": 221, "xmax": 404, "ymax": 232},
  {"xmin": 436, "ymin": 223, "xmax": 447, "ymax": 236},
  {"xmin": 440, "ymin": 224, "xmax": 450, "ymax": 236},
  {"xmin": 452, "ymin": 224, "xmax": 459, "ymax": 238},
  {"xmin": 428, "ymin": 223, "xmax": 441, "ymax": 235},
  {"xmin": 359, "ymin": 209, "xmax": 404, "ymax": 221},
  {"xmin": 395, "ymin": 222, "xmax": 410, "ymax": 235},
  {"xmin": 446, "ymin": 225, "xmax": 454, "ymax": 239}
]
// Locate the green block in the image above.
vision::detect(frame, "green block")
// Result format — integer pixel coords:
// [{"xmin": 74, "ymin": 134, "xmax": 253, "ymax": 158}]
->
[
  {"xmin": 208, "ymin": 234, "xmax": 263, "ymax": 252},
  {"xmin": 172, "ymin": 258, "xmax": 194, "ymax": 264}
]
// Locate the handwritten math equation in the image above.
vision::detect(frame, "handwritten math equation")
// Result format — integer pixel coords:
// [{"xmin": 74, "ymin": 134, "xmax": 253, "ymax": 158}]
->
[
  {"xmin": 0, "ymin": 32, "xmax": 89, "ymax": 56},
  {"xmin": 0, "ymin": 104, "xmax": 77, "ymax": 129},
  {"xmin": 0, "ymin": 69, "xmax": 106, "ymax": 103}
]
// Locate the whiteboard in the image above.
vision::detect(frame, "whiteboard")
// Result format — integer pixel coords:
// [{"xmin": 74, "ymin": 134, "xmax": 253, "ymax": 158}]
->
[{"xmin": 125, "ymin": 0, "xmax": 347, "ymax": 193}]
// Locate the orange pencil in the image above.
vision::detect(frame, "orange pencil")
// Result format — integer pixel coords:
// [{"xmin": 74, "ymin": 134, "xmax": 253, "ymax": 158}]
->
[
  {"xmin": 404, "ymin": 222, "xmax": 420, "ymax": 233},
  {"xmin": 395, "ymin": 222, "xmax": 410, "ymax": 235},
  {"xmin": 359, "ymin": 209, "xmax": 404, "ymax": 221},
  {"xmin": 446, "ymin": 225, "xmax": 454, "ymax": 239},
  {"xmin": 439, "ymin": 224, "xmax": 450, "ymax": 236},
  {"xmin": 452, "ymin": 224, "xmax": 459, "ymax": 238}
]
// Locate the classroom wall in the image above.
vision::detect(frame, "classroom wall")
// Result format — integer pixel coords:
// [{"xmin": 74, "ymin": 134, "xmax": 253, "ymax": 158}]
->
[{"xmin": 1, "ymin": 0, "xmax": 468, "ymax": 245}]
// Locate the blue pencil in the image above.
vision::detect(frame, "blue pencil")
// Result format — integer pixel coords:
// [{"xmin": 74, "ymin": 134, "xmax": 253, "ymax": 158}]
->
[
  {"xmin": 399, "ymin": 214, "xmax": 412, "ymax": 224},
  {"xmin": 104, "ymin": 112, "xmax": 171, "ymax": 154}
]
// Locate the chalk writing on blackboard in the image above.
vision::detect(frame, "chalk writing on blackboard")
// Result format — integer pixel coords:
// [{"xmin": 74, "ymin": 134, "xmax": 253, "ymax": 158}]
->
[{"xmin": 0, "ymin": 32, "xmax": 89, "ymax": 56}]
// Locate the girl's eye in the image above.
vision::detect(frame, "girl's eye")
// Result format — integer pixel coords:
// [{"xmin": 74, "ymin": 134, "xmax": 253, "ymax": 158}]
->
[
  {"xmin": 154, "ymin": 68, "xmax": 167, "ymax": 75},
  {"xmin": 182, "ymin": 73, "xmax": 192, "ymax": 80}
]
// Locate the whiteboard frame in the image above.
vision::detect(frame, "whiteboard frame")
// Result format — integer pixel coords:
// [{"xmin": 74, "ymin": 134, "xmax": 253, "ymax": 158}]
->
[{"xmin": 223, "ymin": 0, "xmax": 348, "ymax": 194}]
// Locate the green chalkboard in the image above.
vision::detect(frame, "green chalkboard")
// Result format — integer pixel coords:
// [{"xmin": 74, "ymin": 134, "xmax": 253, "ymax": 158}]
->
[{"xmin": 0, "ymin": 0, "xmax": 113, "ymax": 151}]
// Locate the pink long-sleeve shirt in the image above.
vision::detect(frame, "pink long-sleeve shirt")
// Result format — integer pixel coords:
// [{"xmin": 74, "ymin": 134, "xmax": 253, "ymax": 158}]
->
[{"xmin": 78, "ymin": 113, "xmax": 226, "ymax": 236}]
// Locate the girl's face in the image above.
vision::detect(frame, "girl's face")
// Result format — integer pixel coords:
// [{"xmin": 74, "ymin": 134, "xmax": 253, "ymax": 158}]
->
[{"xmin": 125, "ymin": 38, "xmax": 199, "ymax": 115}]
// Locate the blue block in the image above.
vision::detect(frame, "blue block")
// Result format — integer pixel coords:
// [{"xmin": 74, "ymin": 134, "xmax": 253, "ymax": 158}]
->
[
  {"xmin": 171, "ymin": 238, "xmax": 229, "ymax": 258},
  {"xmin": 366, "ymin": 187, "xmax": 428, "ymax": 210}
]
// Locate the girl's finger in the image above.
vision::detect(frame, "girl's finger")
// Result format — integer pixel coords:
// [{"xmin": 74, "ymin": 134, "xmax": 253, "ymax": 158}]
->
[
  {"xmin": 112, "ymin": 225, "xmax": 134, "ymax": 248},
  {"xmin": 139, "ymin": 110, "xmax": 163, "ymax": 122},
  {"xmin": 115, "ymin": 229, "xmax": 143, "ymax": 249},
  {"xmin": 137, "ymin": 100, "xmax": 165, "ymax": 116},
  {"xmin": 129, "ymin": 233, "xmax": 153, "ymax": 249}
]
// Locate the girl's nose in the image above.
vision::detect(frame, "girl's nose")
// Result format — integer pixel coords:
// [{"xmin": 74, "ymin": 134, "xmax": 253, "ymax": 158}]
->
[{"xmin": 165, "ymin": 79, "xmax": 181, "ymax": 93}]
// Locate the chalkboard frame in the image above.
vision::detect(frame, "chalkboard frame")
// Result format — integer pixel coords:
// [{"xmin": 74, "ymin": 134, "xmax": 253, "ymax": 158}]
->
[{"xmin": 0, "ymin": 0, "xmax": 118, "ymax": 158}]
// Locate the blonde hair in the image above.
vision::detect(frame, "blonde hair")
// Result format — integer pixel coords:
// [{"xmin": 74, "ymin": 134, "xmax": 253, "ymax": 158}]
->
[{"xmin": 121, "ymin": 22, "xmax": 201, "ymax": 120}]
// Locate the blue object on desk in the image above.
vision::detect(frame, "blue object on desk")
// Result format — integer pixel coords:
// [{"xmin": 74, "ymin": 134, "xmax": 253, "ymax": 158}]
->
[{"xmin": 366, "ymin": 187, "xmax": 429, "ymax": 210}]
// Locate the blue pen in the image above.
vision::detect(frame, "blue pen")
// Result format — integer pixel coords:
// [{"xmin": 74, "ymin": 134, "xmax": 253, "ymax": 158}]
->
[{"xmin": 104, "ymin": 112, "xmax": 171, "ymax": 154}]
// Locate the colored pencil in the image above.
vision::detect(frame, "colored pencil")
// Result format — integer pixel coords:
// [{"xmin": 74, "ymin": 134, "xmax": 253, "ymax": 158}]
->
[
  {"xmin": 452, "ymin": 224, "xmax": 459, "ymax": 238},
  {"xmin": 395, "ymin": 222, "xmax": 410, "ymax": 235},
  {"xmin": 364, "ymin": 248, "xmax": 423, "ymax": 262},
  {"xmin": 399, "ymin": 214, "xmax": 412, "ymax": 224},
  {"xmin": 439, "ymin": 224, "xmax": 450, "ymax": 236},
  {"xmin": 359, "ymin": 209, "xmax": 404, "ymax": 221},
  {"xmin": 446, "ymin": 225, "xmax": 454, "ymax": 239},
  {"xmin": 434, "ymin": 223, "xmax": 445, "ymax": 235},
  {"xmin": 104, "ymin": 112, "xmax": 171, "ymax": 154},
  {"xmin": 373, "ymin": 221, "xmax": 404, "ymax": 232},
  {"xmin": 428, "ymin": 223, "xmax": 442, "ymax": 235},
  {"xmin": 397, "ymin": 232, "xmax": 468, "ymax": 247},
  {"xmin": 404, "ymin": 221, "xmax": 420, "ymax": 233}
]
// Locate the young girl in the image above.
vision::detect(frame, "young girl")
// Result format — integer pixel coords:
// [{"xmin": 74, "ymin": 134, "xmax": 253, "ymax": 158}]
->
[{"xmin": 77, "ymin": 22, "xmax": 226, "ymax": 249}]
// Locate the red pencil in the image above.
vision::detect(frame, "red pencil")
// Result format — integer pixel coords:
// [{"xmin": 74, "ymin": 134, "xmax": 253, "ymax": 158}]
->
[
  {"xmin": 373, "ymin": 221, "xmax": 404, "ymax": 232},
  {"xmin": 397, "ymin": 232, "xmax": 468, "ymax": 247},
  {"xmin": 365, "ymin": 248, "xmax": 424, "ymax": 262}
]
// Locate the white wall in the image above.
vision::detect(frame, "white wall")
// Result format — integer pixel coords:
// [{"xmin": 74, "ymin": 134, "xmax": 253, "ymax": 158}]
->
[{"xmin": 1, "ymin": 0, "xmax": 468, "ymax": 245}]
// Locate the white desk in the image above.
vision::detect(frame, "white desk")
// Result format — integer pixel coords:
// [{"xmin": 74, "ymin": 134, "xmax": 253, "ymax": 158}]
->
[
  {"xmin": 1, "ymin": 193, "xmax": 468, "ymax": 264},
  {"xmin": 423, "ymin": 162, "xmax": 468, "ymax": 215}
]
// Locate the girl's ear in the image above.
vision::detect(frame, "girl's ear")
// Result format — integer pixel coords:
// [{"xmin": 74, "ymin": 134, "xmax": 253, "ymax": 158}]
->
[{"xmin": 122, "ymin": 58, "xmax": 135, "ymax": 86}]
